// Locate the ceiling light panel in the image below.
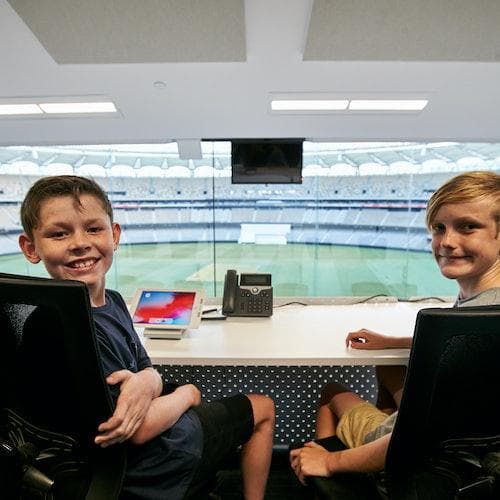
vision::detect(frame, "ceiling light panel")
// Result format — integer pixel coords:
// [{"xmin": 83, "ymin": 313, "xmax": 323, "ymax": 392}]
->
[
  {"xmin": 0, "ymin": 97, "xmax": 119, "ymax": 118},
  {"xmin": 349, "ymin": 100, "xmax": 428, "ymax": 111},
  {"xmin": 39, "ymin": 102, "xmax": 117, "ymax": 114},
  {"xmin": 0, "ymin": 104, "xmax": 43, "ymax": 115},
  {"xmin": 271, "ymin": 99, "xmax": 349, "ymax": 111},
  {"xmin": 269, "ymin": 93, "xmax": 429, "ymax": 114}
]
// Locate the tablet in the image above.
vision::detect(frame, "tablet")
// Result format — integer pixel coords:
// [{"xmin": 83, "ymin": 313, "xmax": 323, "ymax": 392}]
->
[{"xmin": 130, "ymin": 288, "xmax": 205, "ymax": 338}]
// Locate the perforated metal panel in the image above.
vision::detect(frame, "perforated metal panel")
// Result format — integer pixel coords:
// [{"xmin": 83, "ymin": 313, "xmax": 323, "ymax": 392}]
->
[{"xmin": 155, "ymin": 365, "xmax": 378, "ymax": 444}]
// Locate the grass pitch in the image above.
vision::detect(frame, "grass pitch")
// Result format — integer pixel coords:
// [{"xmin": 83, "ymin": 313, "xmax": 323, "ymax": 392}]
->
[{"xmin": 0, "ymin": 242, "xmax": 458, "ymax": 300}]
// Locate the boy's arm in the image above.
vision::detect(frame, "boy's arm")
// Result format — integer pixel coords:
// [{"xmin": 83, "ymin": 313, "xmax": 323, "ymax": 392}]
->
[
  {"xmin": 95, "ymin": 383, "xmax": 200, "ymax": 447},
  {"xmin": 95, "ymin": 367, "xmax": 163, "ymax": 447},
  {"xmin": 346, "ymin": 329, "xmax": 412, "ymax": 350},
  {"xmin": 129, "ymin": 384, "xmax": 201, "ymax": 445},
  {"xmin": 290, "ymin": 433, "xmax": 391, "ymax": 485}
]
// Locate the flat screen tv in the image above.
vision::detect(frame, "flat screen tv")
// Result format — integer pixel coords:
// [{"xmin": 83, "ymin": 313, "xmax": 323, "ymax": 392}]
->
[{"xmin": 231, "ymin": 139, "xmax": 303, "ymax": 184}]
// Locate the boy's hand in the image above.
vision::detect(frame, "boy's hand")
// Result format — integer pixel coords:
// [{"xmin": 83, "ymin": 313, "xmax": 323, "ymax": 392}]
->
[
  {"xmin": 95, "ymin": 369, "xmax": 158, "ymax": 447},
  {"xmin": 345, "ymin": 328, "xmax": 391, "ymax": 349},
  {"xmin": 290, "ymin": 441, "xmax": 331, "ymax": 485}
]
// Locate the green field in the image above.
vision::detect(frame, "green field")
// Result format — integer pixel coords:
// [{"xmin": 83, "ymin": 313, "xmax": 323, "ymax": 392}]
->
[{"xmin": 0, "ymin": 242, "xmax": 458, "ymax": 300}]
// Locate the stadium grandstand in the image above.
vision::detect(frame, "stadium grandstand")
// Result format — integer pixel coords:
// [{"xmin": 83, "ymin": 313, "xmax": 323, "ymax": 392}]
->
[{"xmin": 1, "ymin": 141, "xmax": 499, "ymax": 253}]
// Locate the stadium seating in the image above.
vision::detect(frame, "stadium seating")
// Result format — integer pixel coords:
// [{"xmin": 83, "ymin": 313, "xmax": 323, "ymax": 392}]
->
[{"xmin": 0, "ymin": 171, "xmax": 456, "ymax": 257}]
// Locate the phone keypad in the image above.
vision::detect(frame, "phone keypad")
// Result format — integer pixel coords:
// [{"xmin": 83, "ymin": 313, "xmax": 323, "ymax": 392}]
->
[{"xmin": 238, "ymin": 289, "xmax": 272, "ymax": 316}]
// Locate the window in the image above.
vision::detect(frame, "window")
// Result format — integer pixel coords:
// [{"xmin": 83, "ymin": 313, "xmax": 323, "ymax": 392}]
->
[{"xmin": 1, "ymin": 141, "xmax": 498, "ymax": 300}]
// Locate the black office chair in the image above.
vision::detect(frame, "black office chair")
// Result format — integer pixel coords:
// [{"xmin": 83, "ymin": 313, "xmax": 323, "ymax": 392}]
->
[
  {"xmin": 0, "ymin": 272, "xmax": 126, "ymax": 499},
  {"xmin": 307, "ymin": 306, "xmax": 500, "ymax": 499}
]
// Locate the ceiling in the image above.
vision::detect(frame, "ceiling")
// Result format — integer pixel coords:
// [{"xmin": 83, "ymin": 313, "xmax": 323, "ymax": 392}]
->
[{"xmin": 1, "ymin": 0, "xmax": 500, "ymax": 148}]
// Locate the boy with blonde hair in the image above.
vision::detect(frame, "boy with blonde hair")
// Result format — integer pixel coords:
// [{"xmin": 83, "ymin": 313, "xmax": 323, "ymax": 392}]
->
[{"xmin": 291, "ymin": 170, "xmax": 500, "ymax": 482}]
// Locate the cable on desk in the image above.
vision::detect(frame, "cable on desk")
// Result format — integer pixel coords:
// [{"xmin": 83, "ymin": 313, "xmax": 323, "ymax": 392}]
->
[
  {"xmin": 352, "ymin": 294, "xmax": 389, "ymax": 304},
  {"xmin": 202, "ymin": 308, "xmax": 219, "ymax": 314},
  {"xmin": 272, "ymin": 295, "xmax": 447, "ymax": 307},
  {"xmin": 398, "ymin": 296, "xmax": 448, "ymax": 303},
  {"xmin": 273, "ymin": 301, "xmax": 308, "ymax": 308}
]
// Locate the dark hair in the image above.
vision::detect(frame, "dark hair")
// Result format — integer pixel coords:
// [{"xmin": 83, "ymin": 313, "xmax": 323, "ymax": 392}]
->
[{"xmin": 21, "ymin": 175, "xmax": 113, "ymax": 239}]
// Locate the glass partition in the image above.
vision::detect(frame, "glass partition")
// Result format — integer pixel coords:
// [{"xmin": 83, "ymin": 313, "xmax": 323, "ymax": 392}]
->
[{"xmin": 1, "ymin": 141, "xmax": 498, "ymax": 300}]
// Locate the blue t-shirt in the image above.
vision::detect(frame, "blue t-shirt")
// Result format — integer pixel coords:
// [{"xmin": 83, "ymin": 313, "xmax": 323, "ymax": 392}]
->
[{"xmin": 93, "ymin": 289, "xmax": 203, "ymax": 500}]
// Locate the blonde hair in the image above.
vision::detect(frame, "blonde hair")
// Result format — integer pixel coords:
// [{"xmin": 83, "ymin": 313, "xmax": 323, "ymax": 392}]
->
[{"xmin": 425, "ymin": 171, "xmax": 500, "ymax": 230}]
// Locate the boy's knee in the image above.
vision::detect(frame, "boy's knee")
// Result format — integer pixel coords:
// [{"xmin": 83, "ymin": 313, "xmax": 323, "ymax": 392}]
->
[
  {"xmin": 319, "ymin": 381, "xmax": 350, "ymax": 405},
  {"xmin": 247, "ymin": 394, "xmax": 275, "ymax": 426}
]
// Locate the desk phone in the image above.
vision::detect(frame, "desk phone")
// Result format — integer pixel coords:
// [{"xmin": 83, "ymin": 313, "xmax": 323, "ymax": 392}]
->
[{"xmin": 222, "ymin": 269, "xmax": 273, "ymax": 317}]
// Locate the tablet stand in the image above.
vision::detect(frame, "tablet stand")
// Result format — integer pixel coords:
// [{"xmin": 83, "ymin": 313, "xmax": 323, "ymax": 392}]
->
[{"xmin": 143, "ymin": 328, "xmax": 185, "ymax": 340}]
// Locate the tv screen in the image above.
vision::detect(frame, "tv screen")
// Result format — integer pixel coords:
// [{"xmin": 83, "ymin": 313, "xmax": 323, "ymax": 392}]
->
[{"xmin": 231, "ymin": 139, "xmax": 303, "ymax": 184}]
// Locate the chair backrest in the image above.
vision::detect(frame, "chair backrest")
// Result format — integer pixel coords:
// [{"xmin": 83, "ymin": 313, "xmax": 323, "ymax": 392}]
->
[
  {"xmin": 0, "ymin": 272, "xmax": 126, "ymax": 499},
  {"xmin": 0, "ymin": 272, "xmax": 115, "ymax": 445},
  {"xmin": 386, "ymin": 306, "xmax": 500, "ymax": 486}
]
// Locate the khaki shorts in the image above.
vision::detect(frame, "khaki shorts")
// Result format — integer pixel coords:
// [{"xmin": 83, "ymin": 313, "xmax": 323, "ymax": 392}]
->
[{"xmin": 336, "ymin": 401, "xmax": 389, "ymax": 448}]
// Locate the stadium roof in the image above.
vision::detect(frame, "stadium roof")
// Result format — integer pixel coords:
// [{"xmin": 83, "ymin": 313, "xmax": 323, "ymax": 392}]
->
[
  {"xmin": 1, "ymin": 1, "xmax": 500, "ymax": 146},
  {"xmin": 0, "ymin": 142, "xmax": 499, "ymax": 177}
]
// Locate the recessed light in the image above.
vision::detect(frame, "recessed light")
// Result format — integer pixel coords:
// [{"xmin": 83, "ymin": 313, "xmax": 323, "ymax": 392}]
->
[
  {"xmin": 0, "ymin": 104, "xmax": 42, "ymax": 115},
  {"xmin": 271, "ymin": 99, "xmax": 349, "ymax": 111},
  {"xmin": 348, "ymin": 100, "xmax": 428, "ymax": 111},
  {"xmin": 39, "ymin": 102, "xmax": 117, "ymax": 114}
]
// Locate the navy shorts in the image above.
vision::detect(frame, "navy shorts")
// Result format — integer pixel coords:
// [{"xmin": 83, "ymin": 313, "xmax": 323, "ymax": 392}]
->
[{"xmin": 185, "ymin": 394, "xmax": 254, "ymax": 496}]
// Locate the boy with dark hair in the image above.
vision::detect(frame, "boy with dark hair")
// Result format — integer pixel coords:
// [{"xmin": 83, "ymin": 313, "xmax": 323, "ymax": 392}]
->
[
  {"xmin": 291, "ymin": 170, "xmax": 500, "ymax": 482},
  {"xmin": 19, "ymin": 175, "xmax": 275, "ymax": 500}
]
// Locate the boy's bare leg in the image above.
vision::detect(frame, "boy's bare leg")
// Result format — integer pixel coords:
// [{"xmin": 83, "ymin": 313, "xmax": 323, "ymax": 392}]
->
[
  {"xmin": 240, "ymin": 394, "xmax": 275, "ymax": 500},
  {"xmin": 375, "ymin": 383, "xmax": 397, "ymax": 415},
  {"xmin": 375, "ymin": 365, "xmax": 406, "ymax": 413},
  {"xmin": 316, "ymin": 403, "xmax": 338, "ymax": 439},
  {"xmin": 316, "ymin": 382, "xmax": 361, "ymax": 439}
]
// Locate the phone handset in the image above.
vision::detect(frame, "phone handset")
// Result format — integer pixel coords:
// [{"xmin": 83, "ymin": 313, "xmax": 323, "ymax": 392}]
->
[{"xmin": 222, "ymin": 269, "xmax": 238, "ymax": 315}]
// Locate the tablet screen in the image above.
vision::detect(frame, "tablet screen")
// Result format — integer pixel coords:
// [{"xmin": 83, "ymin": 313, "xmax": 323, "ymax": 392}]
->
[{"xmin": 132, "ymin": 290, "xmax": 196, "ymax": 327}]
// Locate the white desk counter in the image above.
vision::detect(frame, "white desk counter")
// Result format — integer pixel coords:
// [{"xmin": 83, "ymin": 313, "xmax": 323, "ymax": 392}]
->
[{"xmin": 142, "ymin": 301, "xmax": 452, "ymax": 366}]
